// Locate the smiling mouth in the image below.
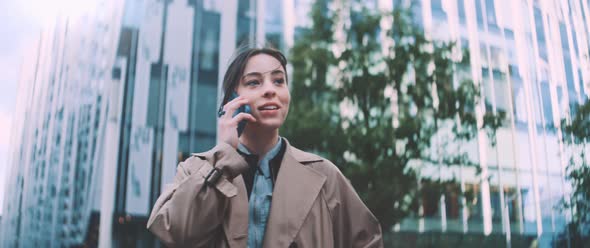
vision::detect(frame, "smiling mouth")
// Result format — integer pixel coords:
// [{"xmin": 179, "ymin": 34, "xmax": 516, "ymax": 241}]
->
[{"xmin": 258, "ymin": 105, "xmax": 279, "ymax": 111}]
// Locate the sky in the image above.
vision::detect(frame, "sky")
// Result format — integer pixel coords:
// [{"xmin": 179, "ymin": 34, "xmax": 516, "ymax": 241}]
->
[{"xmin": 0, "ymin": 0, "xmax": 43, "ymax": 215}]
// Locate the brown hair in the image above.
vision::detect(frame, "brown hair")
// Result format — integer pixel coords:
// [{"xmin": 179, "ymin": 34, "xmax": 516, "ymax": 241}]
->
[{"xmin": 220, "ymin": 45, "xmax": 288, "ymax": 107}]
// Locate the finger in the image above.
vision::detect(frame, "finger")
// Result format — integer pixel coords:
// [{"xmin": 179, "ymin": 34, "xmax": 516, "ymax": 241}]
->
[
  {"xmin": 225, "ymin": 94, "xmax": 244, "ymax": 105},
  {"xmin": 232, "ymin": 113, "xmax": 257, "ymax": 123},
  {"xmin": 227, "ymin": 94, "xmax": 254, "ymax": 107},
  {"xmin": 222, "ymin": 98, "xmax": 250, "ymax": 118},
  {"xmin": 222, "ymin": 96, "xmax": 247, "ymax": 111}
]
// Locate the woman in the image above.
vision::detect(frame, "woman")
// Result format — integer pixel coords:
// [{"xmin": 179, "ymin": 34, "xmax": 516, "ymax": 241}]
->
[{"xmin": 147, "ymin": 46, "xmax": 383, "ymax": 248}]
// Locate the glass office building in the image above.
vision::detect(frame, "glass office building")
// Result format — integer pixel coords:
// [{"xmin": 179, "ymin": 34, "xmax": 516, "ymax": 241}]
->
[
  {"xmin": 99, "ymin": 0, "xmax": 292, "ymax": 246},
  {"xmin": 1, "ymin": 0, "xmax": 291, "ymax": 247},
  {"xmin": 390, "ymin": 0, "xmax": 590, "ymax": 246},
  {"xmin": 1, "ymin": 0, "xmax": 588, "ymax": 247},
  {"xmin": 0, "ymin": 1, "xmax": 124, "ymax": 246}
]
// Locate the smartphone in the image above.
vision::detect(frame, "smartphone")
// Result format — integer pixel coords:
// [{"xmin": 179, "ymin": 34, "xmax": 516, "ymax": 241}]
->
[{"xmin": 229, "ymin": 92, "xmax": 251, "ymax": 137}]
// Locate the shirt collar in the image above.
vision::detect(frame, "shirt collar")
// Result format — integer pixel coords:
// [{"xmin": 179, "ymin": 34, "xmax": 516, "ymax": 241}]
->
[{"xmin": 237, "ymin": 138, "xmax": 283, "ymax": 175}]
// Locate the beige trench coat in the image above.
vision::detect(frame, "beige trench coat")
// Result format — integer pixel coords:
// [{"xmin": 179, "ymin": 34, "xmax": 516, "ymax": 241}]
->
[{"xmin": 147, "ymin": 140, "xmax": 383, "ymax": 248}]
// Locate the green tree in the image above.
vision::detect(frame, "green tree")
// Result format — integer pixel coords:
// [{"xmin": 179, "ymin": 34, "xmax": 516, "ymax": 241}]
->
[
  {"xmin": 283, "ymin": 0, "xmax": 501, "ymax": 230},
  {"xmin": 554, "ymin": 100, "xmax": 590, "ymax": 247}
]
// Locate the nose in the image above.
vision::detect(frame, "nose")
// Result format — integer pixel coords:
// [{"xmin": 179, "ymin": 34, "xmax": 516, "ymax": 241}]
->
[{"xmin": 262, "ymin": 79, "xmax": 277, "ymax": 98}]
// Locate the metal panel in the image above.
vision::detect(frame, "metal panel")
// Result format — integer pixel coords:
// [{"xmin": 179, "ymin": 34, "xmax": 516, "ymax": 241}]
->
[
  {"xmin": 132, "ymin": 0, "xmax": 163, "ymax": 126},
  {"xmin": 125, "ymin": 126, "xmax": 154, "ymax": 215},
  {"xmin": 161, "ymin": 129, "xmax": 179, "ymax": 191},
  {"xmin": 163, "ymin": 1, "xmax": 194, "ymax": 131}
]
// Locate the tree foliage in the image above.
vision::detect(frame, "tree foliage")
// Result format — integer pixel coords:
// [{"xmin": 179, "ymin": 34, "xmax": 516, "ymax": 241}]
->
[
  {"xmin": 554, "ymin": 100, "xmax": 590, "ymax": 246},
  {"xmin": 283, "ymin": 0, "xmax": 502, "ymax": 230}
]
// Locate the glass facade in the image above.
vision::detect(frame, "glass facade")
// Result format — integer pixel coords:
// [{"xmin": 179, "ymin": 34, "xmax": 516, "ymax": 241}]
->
[
  {"xmin": 396, "ymin": 0, "xmax": 590, "ymax": 246},
  {"xmin": 0, "ymin": 1, "xmax": 122, "ymax": 246},
  {"xmin": 101, "ymin": 0, "xmax": 288, "ymax": 247}
]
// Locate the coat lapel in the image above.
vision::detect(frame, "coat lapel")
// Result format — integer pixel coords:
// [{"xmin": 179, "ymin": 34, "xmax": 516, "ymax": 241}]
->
[
  {"xmin": 222, "ymin": 175, "xmax": 249, "ymax": 248},
  {"xmin": 263, "ymin": 144, "xmax": 327, "ymax": 247}
]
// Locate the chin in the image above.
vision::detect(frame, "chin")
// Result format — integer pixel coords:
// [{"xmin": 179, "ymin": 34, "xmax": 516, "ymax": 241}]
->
[
  {"xmin": 254, "ymin": 120, "xmax": 284, "ymax": 130},
  {"xmin": 261, "ymin": 122, "xmax": 283, "ymax": 130}
]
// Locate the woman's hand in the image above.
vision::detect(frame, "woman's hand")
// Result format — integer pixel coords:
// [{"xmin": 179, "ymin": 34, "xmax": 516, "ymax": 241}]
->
[{"xmin": 218, "ymin": 96, "xmax": 256, "ymax": 148}]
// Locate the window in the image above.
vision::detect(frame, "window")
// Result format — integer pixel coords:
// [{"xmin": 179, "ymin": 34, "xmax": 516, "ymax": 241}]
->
[
  {"xmin": 198, "ymin": 11, "xmax": 221, "ymax": 85},
  {"xmin": 533, "ymin": 7, "xmax": 547, "ymax": 61},
  {"xmin": 475, "ymin": 0, "xmax": 485, "ymax": 29},
  {"xmin": 420, "ymin": 181, "xmax": 461, "ymax": 220},
  {"xmin": 533, "ymin": 7, "xmax": 545, "ymax": 42},
  {"xmin": 579, "ymin": 70, "xmax": 587, "ymax": 102},
  {"xmin": 444, "ymin": 183, "xmax": 461, "ymax": 219},
  {"xmin": 458, "ymin": 0, "xmax": 466, "ymax": 24},
  {"xmin": 482, "ymin": 68, "xmax": 494, "ymax": 112},
  {"xmin": 237, "ymin": 0, "xmax": 256, "ymax": 46},
  {"xmin": 569, "ymin": 15, "xmax": 579, "ymax": 54},
  {"xmin": 485, "ymin": 0, "xmax": 499, "ymax": 32},
  {"xmin": 520, "ymin": 187, "xmax": 538, "ymax": 234},
  {"xmin": 465, "ymin": 183, "xmax": 483, "ymax": 227},
  {"xmin": 493, "ymin": 71, "xmax": 510, "ymax": 113},
  {"xmin": 559, "ymin": 23, "xmax": 569, "ymax": 50},
  {"xmin": 504, "ymin": 187, "xmax": 519, "ymax": 222},
  {"xmin": 564, "ymin": 54, "xmax": 575, "ymax": 95},
  {"xmin": 420, "ymin": 181, "xmax": 440, "ymax": 218},
  {"xmin": 184, "ymin": 11, "xmax": 221, "ymax": 153},
  {"xmin": 510, "ymin": 69, "xmax": 527, "ymax": 126},
  {"xmin": 489, "ymin": 186, "xmax": 502, "ymax": 221},
  {"xmin": 193, "ymin": 84, "xmax": 218, "ymax": 134},
  {"xmin": 540, "ymin": 81, "xmax": 554, "ymax": 129},
  {"xmin": 431, "ymin": 0, "xmax": 447, "ymax": 20}
]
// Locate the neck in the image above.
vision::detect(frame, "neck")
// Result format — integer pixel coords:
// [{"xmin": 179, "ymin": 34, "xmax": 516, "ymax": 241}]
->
[{"xmin": 239, "ymin": 127, "xmax": 280, "ymax": 156}]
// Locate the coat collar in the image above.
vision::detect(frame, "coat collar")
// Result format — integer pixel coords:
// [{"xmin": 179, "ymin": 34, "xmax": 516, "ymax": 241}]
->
[
  {"xmin": 281, "ymin": 137, "xmax": 325, "ymax": 164},
  {"xmin": 262, "ymin": 139, "xmax": 327, "ymax": 247},
  {"xmin": 218, "ymin": 139, "xmax": 327, "ymax": 247},
  {"xmin": 192, "ymin": 138, "xmax": 324, "ymax": 164}
]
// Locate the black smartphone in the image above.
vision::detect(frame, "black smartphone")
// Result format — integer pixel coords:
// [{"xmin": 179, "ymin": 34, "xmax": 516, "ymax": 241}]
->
[{"xmin": 229, "ymin": 92, "xmax": 251, "ymax": 137}]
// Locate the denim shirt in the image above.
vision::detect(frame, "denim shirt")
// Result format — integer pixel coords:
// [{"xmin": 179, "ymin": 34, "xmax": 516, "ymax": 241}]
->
[{"xmin": 237, "ymin": 138, "xmax": 283, "ymax": 248}]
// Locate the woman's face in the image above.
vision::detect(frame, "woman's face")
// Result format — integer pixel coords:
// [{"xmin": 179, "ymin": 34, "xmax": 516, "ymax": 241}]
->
[{"xmin": 235, "ymin": 53, "xmax": 290, "ymax": 131}]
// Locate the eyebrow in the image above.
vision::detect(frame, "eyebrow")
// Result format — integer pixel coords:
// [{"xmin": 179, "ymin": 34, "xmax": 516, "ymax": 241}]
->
[{"xmin": 241, "ymin": 68, "xmax": 284, "ymax": 80}]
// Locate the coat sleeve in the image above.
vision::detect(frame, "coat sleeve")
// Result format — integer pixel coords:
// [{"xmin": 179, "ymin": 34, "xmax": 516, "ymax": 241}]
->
[
  {"xmin": 326, "ymin": 168, "xmax": 384, "ymax": 248},
  {"xmin": 146, "ymin": 142, "xmax": 249, "ymax": 247}
]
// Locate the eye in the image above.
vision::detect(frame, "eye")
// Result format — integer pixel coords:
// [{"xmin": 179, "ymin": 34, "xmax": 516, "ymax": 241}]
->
[
  {"xmin": 274, "ymin": 78, "xmax": 285, "ymax": 85},
  {"xmin": 245, "ymin": 80, "xmax": 260, "ymax": 86}
]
